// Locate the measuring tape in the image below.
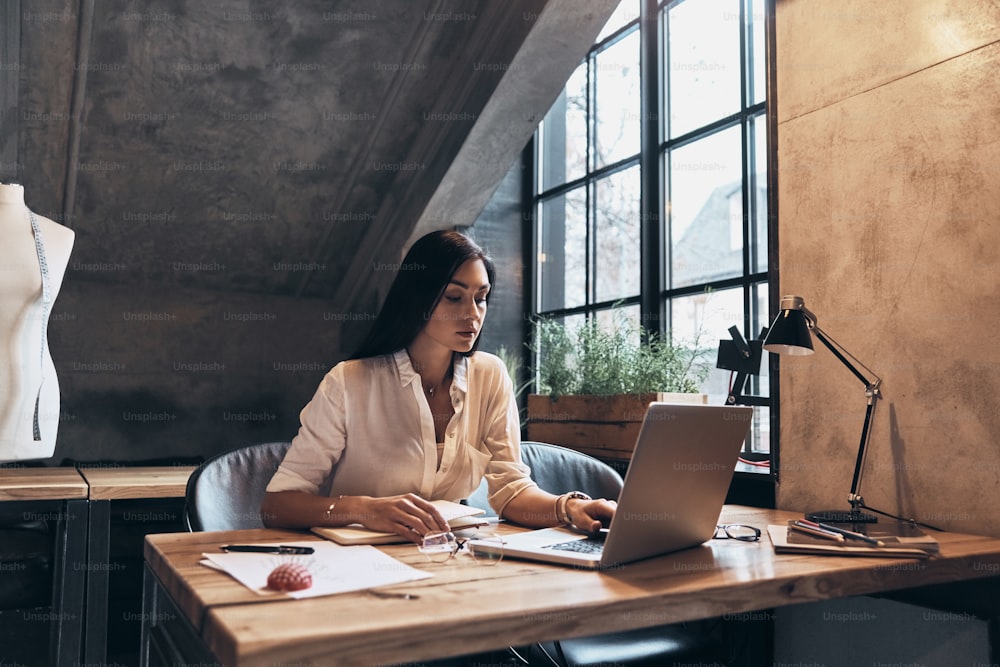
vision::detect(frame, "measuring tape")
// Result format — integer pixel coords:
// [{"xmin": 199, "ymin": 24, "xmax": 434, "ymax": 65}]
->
[{"xmin": 28, "ymin": 209, "xmax": 52, "ymax": 442}]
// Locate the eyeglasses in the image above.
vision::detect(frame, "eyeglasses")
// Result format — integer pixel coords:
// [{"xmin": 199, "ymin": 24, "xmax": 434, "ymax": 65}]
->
[
  {"xmin": 714, "ymin": 524, "xmax": 761, "ymax": 542},
  {"xmin": 419, "ymin": 531, "xmax": 504, "ymax": 565}
]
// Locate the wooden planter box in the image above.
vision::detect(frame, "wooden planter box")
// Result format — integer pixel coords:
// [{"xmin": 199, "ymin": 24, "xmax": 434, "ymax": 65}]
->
[{"xmin": 525, "ymin": 392, "xmax": 708, "ymax": 463}]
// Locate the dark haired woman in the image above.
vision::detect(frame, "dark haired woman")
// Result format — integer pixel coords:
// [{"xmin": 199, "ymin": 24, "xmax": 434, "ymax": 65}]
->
[{"xmin": 261, "ymin": 230, "xmax": 615, "ymax": 540}]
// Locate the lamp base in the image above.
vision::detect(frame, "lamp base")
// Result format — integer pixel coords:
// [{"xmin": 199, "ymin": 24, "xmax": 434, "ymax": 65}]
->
[{"xmin": 805, "ymin": 508, "xmax": 877, "ymax": 524}]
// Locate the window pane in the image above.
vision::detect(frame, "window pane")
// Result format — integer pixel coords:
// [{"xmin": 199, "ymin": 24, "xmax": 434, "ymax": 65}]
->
[
  {"xmin": 594, "ymin": 29, "xmax": 641, "ymax": 168},
  {"xmin": 666, "ymin": 0, "xmax": 742, "ymax": 139},
  {"xmin": 597, "ymin": 0, "xmax": 641, "ymax": 42},
  {"xmin": 749, "ymin": 405, "xmax": 770, "ymax": 454},
  {"xmin": 540, "ymin": 65, "xmax": 588, "ymax": 191},
  {"xmin": 538, "ymin": 188, "xmax": 587, "ymax": 311},
  {"xmin": 595, "ymin": 304, "xmax": 640, "ymax": 338},
  {"xmin": 669, "ymin": 287, "xmax": 745, "ymax": 397},
  {"xmin": 750, "ymin": 281, "xmax": 769, "ymax": 398},
  {"xmin": 751, "ymin": 0, "xmax": 767, "ymax": 105},
  {"xmin": 752, "ymin": 114, "xmax": 768, "ymax": 274},
  {"xmin": 668, "ymin": 125, "xmax": 743, "ymax": 288},
  {"xmin": 595, "ymin": 166, "xmax": 640, "ymax": 303}
]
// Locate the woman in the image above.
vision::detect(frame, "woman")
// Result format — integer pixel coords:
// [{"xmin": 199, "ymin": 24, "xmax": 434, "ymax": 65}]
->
[{"xmin": 261, "ymin": 230, "xmax": 616, "ymax": 540}]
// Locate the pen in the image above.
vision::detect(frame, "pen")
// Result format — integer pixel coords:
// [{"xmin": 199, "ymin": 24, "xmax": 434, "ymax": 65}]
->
[
  {"xmin": 815, "ymin": 522, "xmax": 884, "ymax": 547},
  {"xmin": 221, "ymin": 545, "xmax": 315, "ymax": 555},
  {"xmin": 789, "ymin": 520, "xmax": 845, "ymax": 542}
]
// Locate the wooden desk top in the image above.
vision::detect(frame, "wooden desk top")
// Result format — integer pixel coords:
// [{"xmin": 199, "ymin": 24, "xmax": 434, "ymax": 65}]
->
[
  {"xmin": 145, "ymin": 506, "xmax": 1000, "ymax": 667},
  {"xmin": 79, "ymin": 466, "xmax": 196, "ymax": 500},
  {"xmin": 0, "ymin": 467, "xmax": 88, "ymax": 501}
]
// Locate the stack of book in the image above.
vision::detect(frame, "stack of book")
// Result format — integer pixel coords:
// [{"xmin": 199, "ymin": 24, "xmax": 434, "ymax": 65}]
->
[{"xmin": 767, "ymin": 518, "xmax": 939, "ymax": 559}]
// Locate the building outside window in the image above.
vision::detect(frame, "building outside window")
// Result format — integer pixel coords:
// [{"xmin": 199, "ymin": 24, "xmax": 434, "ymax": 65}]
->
[{"xmin": 530, "ymin": 0, "xmax": 773, "ymax": 467}]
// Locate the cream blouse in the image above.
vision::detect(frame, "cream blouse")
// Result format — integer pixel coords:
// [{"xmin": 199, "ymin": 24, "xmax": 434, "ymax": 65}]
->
[{"xmin": 266, "ymin": 349, "xmax": 536, "ymax": 516}]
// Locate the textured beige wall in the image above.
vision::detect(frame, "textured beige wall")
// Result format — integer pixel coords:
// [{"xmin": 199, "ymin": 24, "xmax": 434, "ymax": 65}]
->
[{"xmin": 775, "ymin": 0, "xmax": 1000, "ymax": 535}]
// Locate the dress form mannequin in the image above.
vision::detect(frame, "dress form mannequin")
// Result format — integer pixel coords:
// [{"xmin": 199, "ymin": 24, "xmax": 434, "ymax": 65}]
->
[{"xmin": 0, "ymin": 183, "xmax": 74, "ymax": 462}]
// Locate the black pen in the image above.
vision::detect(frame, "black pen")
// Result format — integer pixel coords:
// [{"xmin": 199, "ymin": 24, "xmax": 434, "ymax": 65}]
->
[
  {"xmin": 815, "ymin": 523, "xmax": 883, "ymax": 547},
  {"xmin": 221, "ymin": 544, "xmax": 315, "ymax": 555}
]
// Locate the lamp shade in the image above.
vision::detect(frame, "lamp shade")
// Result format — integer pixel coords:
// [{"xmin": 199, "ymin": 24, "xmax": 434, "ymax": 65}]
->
[{"xmin": 762, "ymin": 299, "xmax": 814, "ymax": 356}]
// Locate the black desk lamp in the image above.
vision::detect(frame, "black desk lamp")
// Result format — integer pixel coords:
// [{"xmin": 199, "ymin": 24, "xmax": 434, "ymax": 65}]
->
[{"xmin": 763, "ymin": 295, "xmax": 881, "ymax": 524}]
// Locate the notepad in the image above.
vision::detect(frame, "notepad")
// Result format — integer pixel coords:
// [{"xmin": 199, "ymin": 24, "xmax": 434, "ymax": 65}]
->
[
  {"xmin": 768, "ymin": 524, "xmax": 937, "ymax": 559},
  {"xmin": 311, "ymin": 499, "xmax": 488, "ymax": 545}
]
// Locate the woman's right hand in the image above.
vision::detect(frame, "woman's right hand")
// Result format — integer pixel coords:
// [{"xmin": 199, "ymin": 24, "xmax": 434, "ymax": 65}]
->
[{"xmin": 350, "ymin": 493, "xmax": 450, "ymax": 542}]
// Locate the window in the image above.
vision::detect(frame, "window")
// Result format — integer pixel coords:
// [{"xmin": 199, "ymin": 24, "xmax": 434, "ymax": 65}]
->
[{"xmin": 531, "ymin": 0, "xmax": 773, "ymax": 466}]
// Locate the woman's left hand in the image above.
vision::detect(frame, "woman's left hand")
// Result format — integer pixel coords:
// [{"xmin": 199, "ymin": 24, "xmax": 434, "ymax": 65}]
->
[{"xmin": 566, "ymin": 497, "xmax": 617, "ymax": 534}]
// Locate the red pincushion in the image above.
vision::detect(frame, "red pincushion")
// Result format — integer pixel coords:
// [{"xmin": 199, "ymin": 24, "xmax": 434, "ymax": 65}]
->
[{"xmin": 266, "ymin": 562, "xmax": 313, "ymax": 591}]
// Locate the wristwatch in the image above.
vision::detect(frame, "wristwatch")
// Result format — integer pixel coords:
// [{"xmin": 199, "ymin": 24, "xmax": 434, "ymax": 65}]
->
[{"xmin": 558, "ymin": 491, "xmax": 592, "ymax": 525}]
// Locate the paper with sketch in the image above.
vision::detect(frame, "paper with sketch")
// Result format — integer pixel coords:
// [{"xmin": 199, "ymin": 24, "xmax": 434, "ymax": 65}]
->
[{"xmin": 200, "ymin": 540, "xmax": 431, "ymax": 599}]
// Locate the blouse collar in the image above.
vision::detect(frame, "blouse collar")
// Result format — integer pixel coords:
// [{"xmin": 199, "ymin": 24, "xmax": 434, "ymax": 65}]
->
[{"xmin": 391, "ymin": 348, "xmax": 469, "ymax": 396}]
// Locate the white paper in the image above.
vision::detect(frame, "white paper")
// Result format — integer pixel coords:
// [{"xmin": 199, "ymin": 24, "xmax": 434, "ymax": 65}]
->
[{"xmin": 200, "ymin": 540, "xmax": 431, "ymax": 599}]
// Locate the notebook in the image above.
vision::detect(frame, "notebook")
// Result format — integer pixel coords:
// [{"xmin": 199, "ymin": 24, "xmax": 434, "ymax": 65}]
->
[
  {"xmin": 311, "ymin": 499, "xmax": 487, "ymax": 545},
  {"xmin": 469, "ymin": 402, "xmax": 753, "ymax": 569}
]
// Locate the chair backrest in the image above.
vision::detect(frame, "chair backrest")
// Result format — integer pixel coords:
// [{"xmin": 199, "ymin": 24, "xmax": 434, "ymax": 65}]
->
[
  {"xmin": 184, "ymin": 441, "xmax": 291, "ymax": 531},
  {"xmin": 465, "ymin": 441, "xmax": 624, "ymax": 517}
]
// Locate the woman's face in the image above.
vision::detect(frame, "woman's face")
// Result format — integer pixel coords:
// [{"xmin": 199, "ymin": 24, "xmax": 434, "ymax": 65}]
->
[{"xmin": 418, "ymin": 258, "xmax": 490, "ymax": 354}]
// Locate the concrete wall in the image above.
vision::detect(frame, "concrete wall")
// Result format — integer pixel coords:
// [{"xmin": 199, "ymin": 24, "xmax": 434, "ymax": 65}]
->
[
  {"xmin": 775, "ymin": 0, "xmax": 1000, "ymax": 537},
  {"xmin": 1, "ymin": 0, "xmax": 615, "ymax": 464},
  {"xmin": 774, "ymin": 1, "xmax": 1000, "ymax": 663}
]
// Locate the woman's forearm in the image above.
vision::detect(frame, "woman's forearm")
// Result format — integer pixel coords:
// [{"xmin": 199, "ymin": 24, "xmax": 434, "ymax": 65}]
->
[
  {"xmin": 501, "ymin": 487, "xmax": 616, "ymax": 533},
  {"xmin": 261, "ymin": 490, "xmax": 357, "ymax": 529},
  {"xmin": 261, "ymin": 490, "xmax": 450, "ymax": 539}
]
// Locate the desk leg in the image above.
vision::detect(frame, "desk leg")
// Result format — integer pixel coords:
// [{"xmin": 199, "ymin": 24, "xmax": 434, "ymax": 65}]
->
[
  {"xmin": 141, "ymin": 564, "xmax": 220, "ymax": 667},
  {"xmin": 50, "ymin": 498, "xmax": 87, "ymax": 667},
  {"xmin": 140, "ymin": 564, "xmax": 157, "ymax": 667},
  {"xmin": 84, "ymin": 498, "xmax": 111, "ymax": 665},
  {"xmin": 991, "ymin": 615, "xmax": 999, "ymax": 665}
]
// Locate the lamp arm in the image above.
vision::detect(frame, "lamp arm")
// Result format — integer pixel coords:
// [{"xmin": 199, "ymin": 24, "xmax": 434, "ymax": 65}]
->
[
  {"xmin": 810, "ymin": 324, "xmax": 883, "ymax": 511},
  {"xmin": 810, "ymin": 325, "xmax": 881, "ymax": 392},
  {"xmin": 849, "ymin": 392, "xmax": 878, "ymax": 508}
]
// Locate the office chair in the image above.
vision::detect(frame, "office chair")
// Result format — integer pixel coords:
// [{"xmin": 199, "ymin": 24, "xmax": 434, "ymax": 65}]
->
[
  {"xmin": 467, "ymin": 441, "xmax": 728, "ymax": 667},
  {"xmin": 184, "ymin": 441, "xmax": 291, "ymax": 531}
]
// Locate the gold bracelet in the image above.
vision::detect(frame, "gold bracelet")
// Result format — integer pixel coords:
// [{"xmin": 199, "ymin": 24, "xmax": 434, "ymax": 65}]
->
[{"xmin": 323, "ymin": 495, "xmax": 343, "ymax": 523}]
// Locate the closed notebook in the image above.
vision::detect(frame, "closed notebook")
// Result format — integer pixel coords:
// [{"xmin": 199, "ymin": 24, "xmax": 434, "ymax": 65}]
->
[
  {"xmin": 311, "ymin": 499, "xmax": 487, "ymax": 545},
  {"xmin": 768, "ymin": 523, "xmax": 937, "ymax": 559}
]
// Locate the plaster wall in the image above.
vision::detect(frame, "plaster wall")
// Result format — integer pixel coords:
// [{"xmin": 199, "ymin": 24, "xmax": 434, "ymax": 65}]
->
[{"xmin": 774, "ymin": 0, "xmax": 1000, "ymax": 536}]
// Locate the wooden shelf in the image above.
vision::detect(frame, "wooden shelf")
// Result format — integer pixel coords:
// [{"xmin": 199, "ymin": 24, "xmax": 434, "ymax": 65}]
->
[
  {"xmin": 0, "ymin": 467, "xmax": 88, "ymax": 501},
  {"xmin": 79, "ymin": 466, "xmax": 196, "ymax": 500}
]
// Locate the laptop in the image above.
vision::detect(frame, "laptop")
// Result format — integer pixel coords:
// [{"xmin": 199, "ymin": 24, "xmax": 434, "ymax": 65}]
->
[{"xmin": 470, "ymin": 402, "xmax": 753, "ymax": 569}]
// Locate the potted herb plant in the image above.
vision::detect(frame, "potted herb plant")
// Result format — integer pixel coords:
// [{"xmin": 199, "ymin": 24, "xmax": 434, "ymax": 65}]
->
[{"xmin": 524, "ymin": 314, "xmax": 710, "ymax": 463}]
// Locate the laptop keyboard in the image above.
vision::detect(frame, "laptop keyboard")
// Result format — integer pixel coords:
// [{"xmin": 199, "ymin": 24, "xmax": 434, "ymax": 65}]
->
[{"xmin": 543, "ymin": 533, "xmax": 606, "ymax": 554}]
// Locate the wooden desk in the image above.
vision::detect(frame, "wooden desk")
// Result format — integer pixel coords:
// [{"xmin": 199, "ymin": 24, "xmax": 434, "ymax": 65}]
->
[
  {"xmin": 0, "ymin": 467, "xmax": 88, "ymax": 667},
  {"xmin": 79, "ymin": 466, "xmax": 196, "ymax": 666},
  {"xmin": 141, "ymin": 506, "xmax": 1000, "ymax": 667}
]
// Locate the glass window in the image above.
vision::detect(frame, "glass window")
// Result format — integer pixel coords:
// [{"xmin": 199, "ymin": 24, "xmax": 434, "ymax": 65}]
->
[
  {"xmin": 539, "ymin": 65, "xmax": 588, "ymax": 192},
  {"xmin": 538, "ymin": 188, "xmax": 587, "ymax": 311},
  {"xmin": 532, "ymin": 0, "xmax": 773, "ymax": 465},
  {"xmin": 594, "ymin": 30, "xmax": 641, "ymax": 169},
  {"xmin": 595, "ymin": 166, "xmax": 641, "ymax": 303},
  {"xmin": 668, "ymin": 124, "xmax": 744, "ymax": 288},
  {"xmin": 666, "ymin": 0, "xmax": 742, "ymax": 139}
]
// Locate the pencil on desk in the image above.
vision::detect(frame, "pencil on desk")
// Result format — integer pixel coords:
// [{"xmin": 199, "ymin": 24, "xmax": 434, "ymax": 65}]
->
[
  {"xmin": 788, "ymin": 520, "xmax": 845, "ymax": 542},
  {"xmin": 816, "ymin": 522, "xmax": 885, "ymax": 547}
]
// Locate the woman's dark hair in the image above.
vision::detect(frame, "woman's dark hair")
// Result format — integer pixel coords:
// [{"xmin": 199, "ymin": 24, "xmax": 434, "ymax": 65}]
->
[{"xmin": 350, "ymin": 230, "xmax": 496, "ymax": 359}]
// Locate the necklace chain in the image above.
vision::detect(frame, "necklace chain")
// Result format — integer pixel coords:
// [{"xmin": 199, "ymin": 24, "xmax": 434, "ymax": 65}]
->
[{"xmin": 422, "ymin": 371, "xmax": 451, "ymax": 397}]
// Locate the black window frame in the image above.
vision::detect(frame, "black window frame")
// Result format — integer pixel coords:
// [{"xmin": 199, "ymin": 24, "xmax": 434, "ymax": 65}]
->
[{"xmin": 525, "ymin": 0, "xmax": 779, "ymax": 477}]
